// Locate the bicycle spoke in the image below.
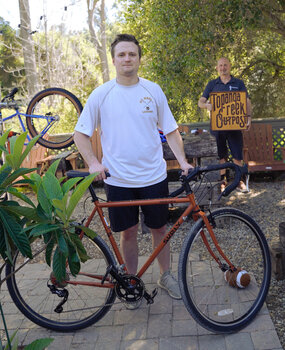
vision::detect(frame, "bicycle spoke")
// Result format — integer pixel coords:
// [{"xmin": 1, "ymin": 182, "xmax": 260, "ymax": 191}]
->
[{"xmin": 6, "ymin": 235, "xmax": 116, "ymax": 331}]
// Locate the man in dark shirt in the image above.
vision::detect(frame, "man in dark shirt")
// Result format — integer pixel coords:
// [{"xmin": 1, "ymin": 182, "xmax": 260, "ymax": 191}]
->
[{"xmin": 198, "ymin": 57, "xmax": 252, "ymax": 193}]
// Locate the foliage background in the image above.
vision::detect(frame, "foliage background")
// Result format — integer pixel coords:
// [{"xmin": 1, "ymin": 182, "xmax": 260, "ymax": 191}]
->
[{"xmin": 0, "ymin": 0, "xmax": 284, "ymax": 123}]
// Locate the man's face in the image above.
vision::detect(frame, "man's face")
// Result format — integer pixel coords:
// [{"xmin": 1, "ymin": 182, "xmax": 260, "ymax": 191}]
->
[
  {"xmin": 112, "ymin": 41, "xmax": 140, "ymax": 78},
  {"xmin": 216, "ymin": 58, "xmax": 231, "ymax": 77}
]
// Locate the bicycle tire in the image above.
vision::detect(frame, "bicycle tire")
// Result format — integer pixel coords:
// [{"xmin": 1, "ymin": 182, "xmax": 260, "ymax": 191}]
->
[
  {"xmin": 26, "ymin": 88, "xmax": 83, "ymax": 149},
  {"xmin": 178, "ymin": 207, "xmax": 271, "ymax": 333},
  {"xmin": 6, "ymin": 234, "xmax": 117, "ymax": 332}
]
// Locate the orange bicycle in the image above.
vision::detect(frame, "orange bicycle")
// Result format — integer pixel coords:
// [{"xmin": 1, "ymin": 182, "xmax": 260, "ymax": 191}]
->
[{"xmin": 6, "ymin": 162, "xmax": 271, "ymax": 333}]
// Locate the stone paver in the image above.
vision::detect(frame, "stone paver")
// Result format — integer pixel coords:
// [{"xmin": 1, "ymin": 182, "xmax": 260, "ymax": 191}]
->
[{"xmin": 0, "ymin": 254, "xmax": 282, "ymax": 350}]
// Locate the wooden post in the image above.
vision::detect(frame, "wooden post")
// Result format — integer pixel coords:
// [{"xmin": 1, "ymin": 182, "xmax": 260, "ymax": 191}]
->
[
  {"xmin": 270, "ymin": 222, "xmax": 285, "ymax": 280},
  {"xmin": 279, "ymin": 222, "xmax": 285, "ymax": 248}
]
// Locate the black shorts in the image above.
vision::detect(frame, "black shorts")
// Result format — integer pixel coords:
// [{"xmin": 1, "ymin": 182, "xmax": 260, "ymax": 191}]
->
[
  {"xmin": 211, "ymin": 130, "xmax": 243, "ymax": 160},
  {"xmin": 104, "ymin": 178, "xmax": 169, "ymax": 232}
]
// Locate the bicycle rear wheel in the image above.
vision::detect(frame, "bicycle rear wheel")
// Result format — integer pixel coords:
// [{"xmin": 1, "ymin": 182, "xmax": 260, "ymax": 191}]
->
[
  {"xmin": 6, "ymin": 234, "xmax": 116, "ymax": 332},
  {"xmin": 178, "ymin": 207, "xmax": 271, "ymax": 333},
  {"xmin": 26, "ymin": 88, "xmax": 83, "ymax": 149}
]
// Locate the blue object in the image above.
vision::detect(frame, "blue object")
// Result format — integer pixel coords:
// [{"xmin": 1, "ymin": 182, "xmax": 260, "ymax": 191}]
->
[{"xmin": 158, "ymin": 129, "xmax": 167, "ymax": 143}]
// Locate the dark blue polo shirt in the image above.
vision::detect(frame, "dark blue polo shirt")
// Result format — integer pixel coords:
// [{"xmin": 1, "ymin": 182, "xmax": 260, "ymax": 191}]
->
[{"xmin": 202, "ymin": 76, "xmax": 248, "ymax": 100}]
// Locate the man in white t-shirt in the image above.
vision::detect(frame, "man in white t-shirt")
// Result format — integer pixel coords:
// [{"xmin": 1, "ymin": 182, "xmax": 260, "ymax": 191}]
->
[{"xmin": 74, "ymin": 34, "xmax": 192, "ymax": 306}]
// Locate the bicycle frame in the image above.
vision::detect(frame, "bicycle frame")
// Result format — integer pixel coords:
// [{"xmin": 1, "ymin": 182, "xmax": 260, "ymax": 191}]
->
[
  {"xmin": 68, "ymin": 188, "xmax": 236, "ymax": 288},
  {"xmin": 0, "ymin": 108, "xmax": 56, "ymax": 141}
]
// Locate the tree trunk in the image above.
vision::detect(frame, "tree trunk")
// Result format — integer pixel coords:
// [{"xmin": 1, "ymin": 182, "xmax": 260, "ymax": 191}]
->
[
  {"xmin": 18, "ymin": 0, "xmax": 39, "ymax": 96},
  {"xmin": 87, "ymin": 0, "xmax": 110, "ymax": 83}
]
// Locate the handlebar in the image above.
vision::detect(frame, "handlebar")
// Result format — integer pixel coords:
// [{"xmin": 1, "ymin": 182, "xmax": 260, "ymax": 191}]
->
[
  {"xmin": 0, "ymin": 101, "xmax": 19, "ymax": 110},
  {"xmin": 66, "ymin": 170, "xmax": 110, "ymax": 178},
  {"xmin": 169, "ymin": 162, "xmax": 248, "ymax": 198},
  {"xmin": 67, "ymin": 163, "xmax": 248, "ymax": 199},
  {"xmin": 1, "ymin": 88, "xmax": 19, "ymax": 109}
]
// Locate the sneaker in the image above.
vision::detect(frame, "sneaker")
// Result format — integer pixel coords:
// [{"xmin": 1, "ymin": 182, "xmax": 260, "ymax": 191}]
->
[
  {"xmin": 237, "ymin": 180, "xmax": 250, "ymax": 193},
  {"xmin": 123, "ymin": 298, "xmax": 143, "ymax": 310},
  {"xmin": 157, "ymin": 271, "xmax": 181, "ymax": 300}
]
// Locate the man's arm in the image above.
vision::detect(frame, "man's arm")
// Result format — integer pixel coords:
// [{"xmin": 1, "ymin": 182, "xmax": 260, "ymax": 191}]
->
[
  {"xmin": 74, "ymin": 131, "xmax": 108, "ymax": 179},
  {"xmin": 165, "ymin": 129, "xmax": 193, "ymax": 175},
  {"xmin": 246, "ymin": 97, "xmax": 252, "ymax": 129}
]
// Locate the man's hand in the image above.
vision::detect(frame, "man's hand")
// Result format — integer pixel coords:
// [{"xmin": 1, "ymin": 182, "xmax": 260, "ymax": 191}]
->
[
  {"xmin": 180, "ymin": 161, "xmax": 194, "ymax": 176},
  {"xmin": 198, "ymin": 97, "xmax": 212, "ymax": 111},
  {"xmin": 205, "ymin": 101, "xmax": 212, "ymax": 111},
  {"xmin": 89, "ymin": 162, "xmax": 109, "ymax": 181},
  {"xmin": 245, "ymin": 115, "xmax": 251, "ymax": 131}
]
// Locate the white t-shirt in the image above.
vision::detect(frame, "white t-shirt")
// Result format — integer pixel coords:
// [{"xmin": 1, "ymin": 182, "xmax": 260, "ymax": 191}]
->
[{"xmin": 75, "ymin": 77, "xmax": 178, "ymax": 187}]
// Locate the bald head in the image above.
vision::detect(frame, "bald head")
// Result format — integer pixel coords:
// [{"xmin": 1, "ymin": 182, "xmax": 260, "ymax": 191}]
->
[{"xmin": 216, "ymin": 57, "xmax": 231, "ymax": 79}]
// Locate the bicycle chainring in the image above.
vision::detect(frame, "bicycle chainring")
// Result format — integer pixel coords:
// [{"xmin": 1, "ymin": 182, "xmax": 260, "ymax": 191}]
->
[{"xmin": 115, "ymin": 274, "xmax": 145, "ymax": 303}]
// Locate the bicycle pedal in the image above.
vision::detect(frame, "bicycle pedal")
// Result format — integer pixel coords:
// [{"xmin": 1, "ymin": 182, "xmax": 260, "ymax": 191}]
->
[
  {"xmin": 144, "ymin": 288, "xmax": 158, "ymax": 305},
  {"xmin": 151, "ymin": 288, "xmax": 158, "ymax": 299}
]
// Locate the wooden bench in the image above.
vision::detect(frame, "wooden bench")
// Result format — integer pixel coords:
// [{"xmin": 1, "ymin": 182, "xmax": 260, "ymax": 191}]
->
[{"xmin": 243, "ymin": 123, "xmax": 285, "ymax": 172}]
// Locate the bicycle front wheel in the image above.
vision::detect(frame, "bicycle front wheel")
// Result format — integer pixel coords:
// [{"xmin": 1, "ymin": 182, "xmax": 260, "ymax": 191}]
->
[
  {"xmin": 178, "ymin": 207, "xmax": 271, "ymax": 333},
  {"xmin": 26, "ymin": 88, "xmax": 83, "ymax": 149},
  {"xmin": 6, "ymin": 234, "xmax": 116, "ymax": 332}
]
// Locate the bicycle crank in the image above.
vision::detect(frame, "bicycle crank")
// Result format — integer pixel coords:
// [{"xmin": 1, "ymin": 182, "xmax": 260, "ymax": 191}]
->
[{"xmin": 115, "ymin": 274, "xmax": 145, "ymax": 303}]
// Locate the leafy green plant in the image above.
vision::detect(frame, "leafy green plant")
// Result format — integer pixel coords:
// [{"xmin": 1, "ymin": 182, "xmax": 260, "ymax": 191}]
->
[
  {"xmin": 0, "ymin": 325, "xmax": 53, "ymax": 350},
  {"xmin": 0, "ymin": 130, "xmax": 40, "ymax": 265},
  {"xmin": 0, "ymin": 130, "xmax": 98, "ymax": 348},
  {"xmin": 20, "ymin": 159, "xmax": 97, "ymax": 282}
]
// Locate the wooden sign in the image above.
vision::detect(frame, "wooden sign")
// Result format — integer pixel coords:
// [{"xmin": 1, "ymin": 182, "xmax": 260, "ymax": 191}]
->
[{"xmin": 210, "ymin": 91, "xmax": 248, "ymax": 131}]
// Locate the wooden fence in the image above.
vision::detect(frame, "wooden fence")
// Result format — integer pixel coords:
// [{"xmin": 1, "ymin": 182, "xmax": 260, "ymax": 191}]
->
[{"xmin": 21, "ymin": 118, "xmax": 285, "ymax": 173}]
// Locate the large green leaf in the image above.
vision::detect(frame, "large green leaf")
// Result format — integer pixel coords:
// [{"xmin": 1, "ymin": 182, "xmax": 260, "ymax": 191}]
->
[
  {"xmin": 0, "ymin": 144, "xmax": 7, "ymax": 155},
  {"xmin": 18, "ymin": 135, "xmax": 41, "ymax": 167},
  {"xmin": 0, "ymin": 208, "xmax": 32, "ymax": 258},
  {"xmin": 52, "ymin": 247, "xmax": 67, "ymax": 281},
  {"xmin": 37, "ymin": 182, "xmax": 52, "ymax": 218},
  {"xmin": 46, "ymin": 158, "xmax": 61, "ymax": 176},
  {"xmin": 3, "ymin": 205, "xmax": 39, "ymax": 222},
  {"xmin": 0, "ymin": 224, "xmax": 7, "ymax": 259},
  {"xmin": 45, "ymin": 237, "xmax": 55, "ymax": 266},
  {"xmin": 0, "ymin": 164, "xmax": 12, "ymax": 186},
  {"xmin": 30, "ymin": 173, "xmax": 42, "ymax": 182},
  {"xmin": 76, "ymin": 224, "xmax": 97, "ymax": 239},
  {"xmin": 57, "ymin": 233, "xmax": 69, "ymax": 256},
  {"xmin": 0, "ymin": 130, "xmax": 10, "ymax": 158},
  {"xmin": 42, "ymin": 172, "xmax": 63, "ymax": 201},
  {"xmin": 52, "ymin": 198, "xmax": 65, "ymax": 212},
  {"xmin": 8, "ymin": 132, "xmax": 27, "ymax": 168},
  {"xmin": 36, "ymin": 203, "xmax": 51, "ymax": 221},
  {"xmin": 70, "ymin": 230, "xmax": 91, "ymax": 262},
  {"xmin": 29, "ymin": 224, "xmax": 59, "ymax": 237},
  {"xmin": 67, "ymin": 248, "xmax": 81, "ymax": 276},
  {"xmin": 66, "ymin": 173, "xmax": 97, "ymax": 220},
  {"xmin": 23, "ymin": 338, "xmax": 54, "ymax": 350},
  {"xmin": 1, "ymin": 168, "xmax": 36, "ymax": 188},
  {"xmin": 52, "ymin": 197, "xmax": 67, "ymax": 223},
  {"xmin": 61, "ymin": 177, "xmax": 82, "ymax": 195},
  {"xmin": 6, "ymin": 188, "xmax": 36, "ymax": 208},
  {"xmin": 12, "ymin": 178, "xmax": 35, "ymax": 186}
]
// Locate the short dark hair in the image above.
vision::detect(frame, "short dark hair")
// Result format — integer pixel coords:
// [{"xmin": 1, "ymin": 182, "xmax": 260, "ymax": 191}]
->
[{"xmin": 111, "ymin": 34, "xmax": 142, "ymax": 59}]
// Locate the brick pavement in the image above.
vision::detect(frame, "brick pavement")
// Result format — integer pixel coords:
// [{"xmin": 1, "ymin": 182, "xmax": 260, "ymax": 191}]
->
[{"xmin": 0, "ymin": 254, "xmax": 282, "ymax": 350}]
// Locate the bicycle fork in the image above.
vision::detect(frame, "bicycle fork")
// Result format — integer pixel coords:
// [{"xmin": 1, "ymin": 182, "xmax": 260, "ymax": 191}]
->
[{"xmin": 195, "ymin": 210, "xmax": 236, "ymax": 272}]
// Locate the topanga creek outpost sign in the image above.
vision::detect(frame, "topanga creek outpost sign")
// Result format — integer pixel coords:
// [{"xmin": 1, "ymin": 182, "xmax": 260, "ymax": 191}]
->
[{"xmin": 210, "ymin": 91, "xmax": 248, "ymax": 131}]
